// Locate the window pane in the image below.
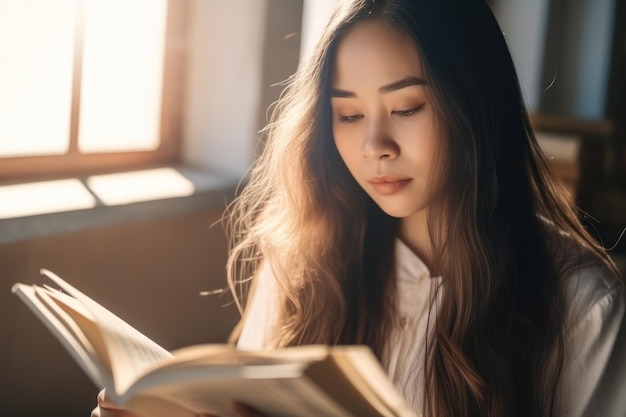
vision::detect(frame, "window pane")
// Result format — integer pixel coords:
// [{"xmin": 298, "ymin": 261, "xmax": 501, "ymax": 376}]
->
[
  {"xmin": 0, "ymin": 0, "xmax": 75, "ymax": 157},
  {"xmin": 78, "ymin": 0, "xmax": 167, "ymax": 153}
]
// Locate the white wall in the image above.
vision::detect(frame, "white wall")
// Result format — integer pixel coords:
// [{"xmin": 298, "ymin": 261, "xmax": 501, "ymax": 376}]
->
[
  {"xmin": 499, "ymin": 0, "xmax": 616, "ymax": 119},
  {"xmin": 563, "ymin": 0, "xmax": 616, "ymax": 118},
  {"xmin": 300, "ymin": 0, "xmax": 336, "ymax": 63},
  {"xmin": 494, "ymin": 0, "xmax": 550, "ymax": 111},
  {"xmin": 182, "ymin": 0, "xmax": 267, "ymax": 181}
]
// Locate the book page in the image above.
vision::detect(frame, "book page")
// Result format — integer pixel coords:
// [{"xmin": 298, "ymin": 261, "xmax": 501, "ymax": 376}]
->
[
  {"xmin": 168, "ymin": 344, "xmax": 330, "ymax": 368},
  {"xmin": 332, "ymin": 348, "xmax": 417, "ymax": 417},
  {"xmin": 305, "ymin": 351, "xmax": 394, "ymax": 417},
  {"xmin": 11, "ymin": 283, "xmax": 107, "ymax": 388},
  {"xmin": 160, "ymin": 345, "xmax": 400, "ymax": 417},
  {"xmin": 124, "ymin": 394, "xmax": 198, "ymax": 417},
  {"xmin": 15, "ymin": 269, "xmax": 412, "ymax": 417},
  {"xmin": 122, "ymin": 345, "xmax": 405, "ymax": 417},
  {"xmin": 127, "ymin": 374, "xmax": 356, "ymax": 417},
  {"xmin": 40, "ymin": 269, "xmax": 173, "ymax": 395},
  {"xmin": 33, "ymin": 286, "xmax": 97, "ymax": 358},
  {"xmin": 40, "ymin": 285, "xmax": 112, "ymax": 372}
]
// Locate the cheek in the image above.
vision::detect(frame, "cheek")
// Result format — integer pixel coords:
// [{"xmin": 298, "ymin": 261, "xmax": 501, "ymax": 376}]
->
[
  {"xmin": 418, "ymin": 131, "xmax": 445, "ymax": 195},
  {"xmin": 334, "ymin": 141, "xmax": 355, "ymax": 175},
  {"xmin": 422, "ymin": 142, "xmax": 440, "ymax": 183},
  {"xmin": 333, "ymin": 131, "xmax": 359, "ymax": 169},
  {"xmin": 397, "ymin": 119, "xmax": 435, "ymax": 152},
  {"xmin": 417, "ymin": 114, "xmax": 440, "ymax": 155}
]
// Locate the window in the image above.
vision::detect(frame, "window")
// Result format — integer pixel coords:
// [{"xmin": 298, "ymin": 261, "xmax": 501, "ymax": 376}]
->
[{"xmin": 0, "ymin": 0, "xmax": 188, "ymax": 181}]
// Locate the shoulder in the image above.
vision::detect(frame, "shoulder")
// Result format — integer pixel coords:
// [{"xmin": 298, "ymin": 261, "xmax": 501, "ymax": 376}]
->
[
  {"xmin": 557, "ymin": 256, "xmax": 626, "ymax": 416},
  {"xmin": 560, "ymin": 254, "xmax": 624, "ymax": 329},
  {"xmin": 236, "ymin": 260, "xmax": 280, "ymax": 351},
  {"xmin": 546, "ymin": 231, "xmax": 624, "ymax": 323}
]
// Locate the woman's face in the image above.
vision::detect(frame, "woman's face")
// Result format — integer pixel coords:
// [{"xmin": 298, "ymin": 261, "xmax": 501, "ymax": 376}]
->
[{"xmin": 331, "ymin": 21, "xmax": 442, "ymax": 220}]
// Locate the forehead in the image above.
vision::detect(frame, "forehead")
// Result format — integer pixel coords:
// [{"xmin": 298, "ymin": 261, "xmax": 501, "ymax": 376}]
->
[{"xmin": 332, "ymin": 21, "xmax": 423, "ymax": 88}]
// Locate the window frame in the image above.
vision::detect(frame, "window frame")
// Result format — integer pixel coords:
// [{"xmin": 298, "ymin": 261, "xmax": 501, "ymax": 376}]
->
[{"xmin": 0, "ymin": 0, "xmax": 189, "ymax": 182}]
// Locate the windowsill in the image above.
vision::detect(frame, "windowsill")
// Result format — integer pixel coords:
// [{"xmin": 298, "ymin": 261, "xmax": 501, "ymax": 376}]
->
[{"xmin": 0, "ymin": 166, "xmax": 239, "ymax": 244}]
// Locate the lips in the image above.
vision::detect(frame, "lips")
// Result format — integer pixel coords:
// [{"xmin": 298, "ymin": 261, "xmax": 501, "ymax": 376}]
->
[{"xmin": 368, "ymin": 176, "xmax": 412, "ymax": 195}]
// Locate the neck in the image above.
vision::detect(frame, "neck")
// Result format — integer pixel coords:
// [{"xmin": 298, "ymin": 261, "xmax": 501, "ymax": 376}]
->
[{"xmin": 398, "ymin": 209, "xmax": 432, "ymax": 269}]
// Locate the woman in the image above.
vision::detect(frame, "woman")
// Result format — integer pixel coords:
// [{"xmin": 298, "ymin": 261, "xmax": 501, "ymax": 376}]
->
[
  {"xmin": 228, "ymin": 0, "xmax": 625, "ymax": 415},
  {"xmin": 95, "ymin": 0, "xmax": 625, "ymax": 416}
]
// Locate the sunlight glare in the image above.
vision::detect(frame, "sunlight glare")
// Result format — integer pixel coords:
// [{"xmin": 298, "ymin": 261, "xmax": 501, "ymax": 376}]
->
[
  {"xmin": 0, "ymin": 0, "xmax": 75, "ymax": 157},
  {"xmin": 87, "ymin": 168, "xmax": 195, "ymax": 205},
  {"xmin": 78, "ymin": 0, "xmax": 167, "ymax": 153}
]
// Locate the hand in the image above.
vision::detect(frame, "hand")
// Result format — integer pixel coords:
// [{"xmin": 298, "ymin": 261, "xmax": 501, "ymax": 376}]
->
[
  {"xmin": 91, "ymin": 389, "xmax": 214, "ymax": 417},
  {"xmin": 232, "ymin": 402, "xmax": 267, "ymax": 417},
  {"xmin": 91, "ymin": 389, "xmax": 264, "ymax": 417},
  {"xmin": 91, "ymin": 389, "xmax": 139, "ymax": 417}
]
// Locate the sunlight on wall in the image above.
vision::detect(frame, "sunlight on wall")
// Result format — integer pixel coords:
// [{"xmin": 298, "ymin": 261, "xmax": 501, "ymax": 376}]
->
[
  {"xmin": 87, "ymin": 167, "xmax": 195, "ymax": 205},
  {"xmin": 0, "ymin": 168, "xmax": 198, "ymax": 219},
  {"xmin": 0, "ymin": 179, "xmax": 96, "ymax": 219}
]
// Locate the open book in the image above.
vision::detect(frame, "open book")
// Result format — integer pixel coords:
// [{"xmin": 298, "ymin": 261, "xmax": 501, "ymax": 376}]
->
[{"xmin": 12, "ymin": 269, "xmax": 417, "ymax": 417}]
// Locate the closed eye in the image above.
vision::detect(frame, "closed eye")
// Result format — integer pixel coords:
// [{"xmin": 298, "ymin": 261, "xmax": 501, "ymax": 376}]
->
[
  {"xmin": 337, "ymin": 114, "xmax": 363, "ymax": 123},
  {"xmin": 392, "ymin": 104, "xmax": 426, "ymax": 117}
]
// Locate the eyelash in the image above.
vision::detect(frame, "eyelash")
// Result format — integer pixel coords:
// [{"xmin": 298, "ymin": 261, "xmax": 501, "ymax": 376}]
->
[
  {"xmin": 337, "ymin": 114, "xmax": 363, "ymax": 123},
  {"xmin": 392, "ymin": 104, "xmax": 425, "ymax": 117},
  {"xmin": 337, "ymin": 104, "xmax": 425, "ymax": 123}
]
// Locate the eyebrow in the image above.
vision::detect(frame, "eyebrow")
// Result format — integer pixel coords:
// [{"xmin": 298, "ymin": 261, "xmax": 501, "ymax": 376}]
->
[{"xmin": 331, "ymin": 76, "xmax": 427, "ymax": 98}]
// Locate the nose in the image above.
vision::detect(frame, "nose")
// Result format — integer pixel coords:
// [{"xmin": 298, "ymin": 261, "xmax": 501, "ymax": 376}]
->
[{"xmin": 362, "ymin": 117, "xmax": 399, "ymax": 160}]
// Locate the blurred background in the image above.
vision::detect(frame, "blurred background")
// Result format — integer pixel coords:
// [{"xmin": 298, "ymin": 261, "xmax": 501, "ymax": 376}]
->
[{"xmin": 0, "ymin": 1, "xmax": 624, "ymax": 416}]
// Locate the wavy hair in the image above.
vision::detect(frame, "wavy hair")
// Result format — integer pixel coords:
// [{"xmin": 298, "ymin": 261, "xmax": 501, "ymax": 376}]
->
[{"xmin": 226, "ymin": 1, "xmax": 619, "ymax": 416}]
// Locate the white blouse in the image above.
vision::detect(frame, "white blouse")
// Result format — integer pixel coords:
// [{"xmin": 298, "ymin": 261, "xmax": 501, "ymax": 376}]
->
[{"xmin": 237, "ymin": 240, "xmax": 626, "ymax": 417}]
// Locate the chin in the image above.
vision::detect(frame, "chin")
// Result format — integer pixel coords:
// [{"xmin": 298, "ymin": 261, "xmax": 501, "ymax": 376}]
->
[{"xmin": 376, "ymin": 203, "xmax": 423, "ymax": 219}]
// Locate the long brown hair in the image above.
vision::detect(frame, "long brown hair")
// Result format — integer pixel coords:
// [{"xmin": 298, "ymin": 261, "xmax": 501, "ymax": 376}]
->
[{"xmin": 226, "ymin": 1, "xmax": 620, "ymax": 416}]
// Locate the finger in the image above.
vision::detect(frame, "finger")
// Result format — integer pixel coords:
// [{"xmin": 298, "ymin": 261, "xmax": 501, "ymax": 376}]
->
[
  {"xmin": 97, "ymin": 389, "xmax": 126, "ymax": 411},
  {"xmin": 92, "ymin": 405, "xmax": 135, "ymax": 417},
  {"xmin": 232, "ymin": 401, "xmax": 267, "ymax": 417},
  {"xmin": 95, "ymin": 389, "xmax": 140, "ymax": 417}
]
